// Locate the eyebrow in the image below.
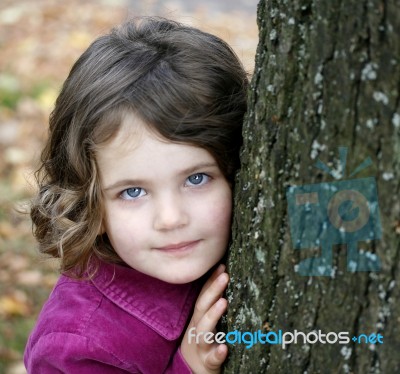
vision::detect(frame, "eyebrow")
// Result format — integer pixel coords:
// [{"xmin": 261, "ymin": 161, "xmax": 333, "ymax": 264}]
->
[{"xmin": 103, "ymin": 161, "xmax": 219, "ymax": 191}]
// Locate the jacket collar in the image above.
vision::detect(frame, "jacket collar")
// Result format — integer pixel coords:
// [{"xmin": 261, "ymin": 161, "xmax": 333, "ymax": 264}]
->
[{"xmin": 91, "ymin": 260, "xmax": 201, "ymax": 341}]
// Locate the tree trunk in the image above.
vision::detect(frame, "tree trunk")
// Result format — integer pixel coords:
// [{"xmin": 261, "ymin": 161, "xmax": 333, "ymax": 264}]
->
[{"xmin": 224, "ymin": 0, "xmax": 400, "ymax": 373}]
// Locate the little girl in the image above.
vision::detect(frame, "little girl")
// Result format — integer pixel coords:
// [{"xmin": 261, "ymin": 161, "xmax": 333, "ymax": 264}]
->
[{"xmin": 24, "ymin": 17, "xmax": 248, "ymax": 373}]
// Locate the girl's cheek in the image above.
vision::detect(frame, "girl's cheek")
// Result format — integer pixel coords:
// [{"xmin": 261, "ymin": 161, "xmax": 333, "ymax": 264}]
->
[{"xmin": 210, "ymin": 196, "xmax": 232, "ymax": 228}]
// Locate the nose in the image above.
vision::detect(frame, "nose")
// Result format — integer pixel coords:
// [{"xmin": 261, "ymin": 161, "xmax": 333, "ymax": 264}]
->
[{"xmin": 153, "ymin": 193, "xmax": 189, "ymax": 231}]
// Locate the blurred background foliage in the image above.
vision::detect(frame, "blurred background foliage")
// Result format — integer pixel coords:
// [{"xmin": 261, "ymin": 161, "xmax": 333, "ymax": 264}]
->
[{"xmin": 0, "ymin": 0, "xmax": 258, "ymax": 373}]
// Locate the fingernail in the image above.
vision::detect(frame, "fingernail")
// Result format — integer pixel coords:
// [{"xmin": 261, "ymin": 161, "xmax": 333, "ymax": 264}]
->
[
  {"xmin": 216, "ymin": 298, "xmax": 227, "ymax": 310},
  {"xmin": 218, "ymin": 272, "xmax": 229, "ymax": 284},
  {"xmin": 218, "ymin": 264, "xmax": 226, "ymax": 272}
]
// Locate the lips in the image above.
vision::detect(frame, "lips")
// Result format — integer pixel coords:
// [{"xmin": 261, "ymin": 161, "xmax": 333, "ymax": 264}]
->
[{"xmin": 155, "ymin": 240, "xmax": 201, "ymax": 252}]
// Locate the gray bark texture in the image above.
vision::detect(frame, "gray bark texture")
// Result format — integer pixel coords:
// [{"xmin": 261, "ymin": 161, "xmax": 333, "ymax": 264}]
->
[{"xmin": 224, "ymin": 0, "xmax": 400, "ymax": 373}]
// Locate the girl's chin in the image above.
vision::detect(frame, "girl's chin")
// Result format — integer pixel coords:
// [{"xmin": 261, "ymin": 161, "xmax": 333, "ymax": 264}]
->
[
  {"xmin": 157, "ymin": 269, "xmax": 208, "ymax": 285},
  {"xmin": 160, "ymin": 274, "xmax": 199, "ymax": 285}
]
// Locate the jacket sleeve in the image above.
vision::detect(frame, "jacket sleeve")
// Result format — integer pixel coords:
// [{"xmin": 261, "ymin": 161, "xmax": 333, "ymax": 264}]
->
[
  {"xmin": 25, "ymin": 332, "xmax": 137, "ymax": 373},
  {"xmin": 164, "ymin": 347, "xmax": 193, "ymax": 373}
]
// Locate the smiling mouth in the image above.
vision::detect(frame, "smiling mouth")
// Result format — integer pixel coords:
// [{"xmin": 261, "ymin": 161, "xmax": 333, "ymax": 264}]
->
[{"xmin": 155, "ymin": 240, "xmax": 202, "ymax": 252}]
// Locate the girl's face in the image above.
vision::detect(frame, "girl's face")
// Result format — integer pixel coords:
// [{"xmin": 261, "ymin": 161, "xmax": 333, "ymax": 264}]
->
[{"xmin": 97, "ymin": 114, "xmax": 232, "ymax": 284}]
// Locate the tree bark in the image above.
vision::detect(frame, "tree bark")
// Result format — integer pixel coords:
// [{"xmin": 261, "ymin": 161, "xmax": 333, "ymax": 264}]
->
[{"xmin": 224, "ymin": 0, "xmax": 400, "ymax": 373}]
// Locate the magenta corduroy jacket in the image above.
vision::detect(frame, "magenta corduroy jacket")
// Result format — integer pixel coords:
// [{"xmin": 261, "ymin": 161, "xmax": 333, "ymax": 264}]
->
[{"xmin": 24, "ymin": 259, "xmax": 200, "ymax": 373}]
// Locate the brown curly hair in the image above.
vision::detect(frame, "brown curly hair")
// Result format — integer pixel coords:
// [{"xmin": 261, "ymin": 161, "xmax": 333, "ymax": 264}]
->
[{"xmin": 31, "ymin": 17, "xmax": 248, "ymax": 278}]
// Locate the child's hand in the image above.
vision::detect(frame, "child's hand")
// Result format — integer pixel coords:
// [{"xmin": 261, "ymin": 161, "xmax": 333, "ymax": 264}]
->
[{"xmin": 181, "ymin": 264, "xmax": 229, "ymax": 374}]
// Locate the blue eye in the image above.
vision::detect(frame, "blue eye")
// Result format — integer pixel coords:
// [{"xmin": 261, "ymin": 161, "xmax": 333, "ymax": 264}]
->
[
  {"xmin": 186, "ymin": 173, "xmax": 210, "ymax": 186},
  {"xmin": 120, "ymin": 187, "xmax": 146, "ymax": 200}
]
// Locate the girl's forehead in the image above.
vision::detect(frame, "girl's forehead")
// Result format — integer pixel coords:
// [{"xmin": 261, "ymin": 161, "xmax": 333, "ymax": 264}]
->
[
  {"xmin": 96, "ymin": 121, "xmax": 219, "ymax": 188},
  {"xmin": 96, "ymin": 112, "xmax": 212, "ymax": 163},
  {"xmin": 109, "ymin": 116, "xmax": 145, "ymax": 151},
  {"xmin": 98, "ymin": 112, "xmax": 163, "ymax": 154}
]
